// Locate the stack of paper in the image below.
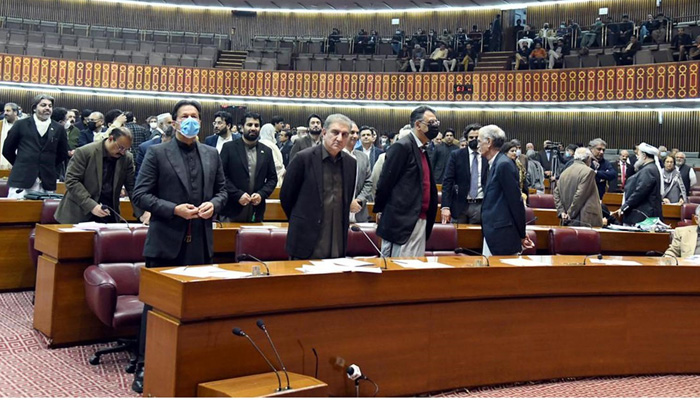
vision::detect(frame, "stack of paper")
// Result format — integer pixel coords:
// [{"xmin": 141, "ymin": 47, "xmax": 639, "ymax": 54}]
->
[
  {"xmin": 392, "ymin": 260, "xmax": 454, "ymax": 269},
  {"xmin": 162, "ymin": 266, "xmax": 251, "ymax": 279},
  {"xmin": 500, "ymin": 257, "xmax": 551, "ymax": 267},
  {"xmin": 296, "ymin": 258, "xmax": 382, "ymax": 274}
]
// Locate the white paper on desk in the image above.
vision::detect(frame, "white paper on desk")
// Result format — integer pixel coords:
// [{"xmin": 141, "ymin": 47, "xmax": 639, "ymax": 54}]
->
[
  {"xmin": 162, "ymin": 266, "xmax": 251, "ymax": 279},
  {"xmin": 73, "ymin": 222, "xmax": 144, "ymax": 231},
  {"xmin": 393, "ymin": 260, "xmax": 454, "ymax": 269},
  {"xmin": 319, "ymin": 258, "xmax": 375, "ymax": 267},
  {"xmin": 500, "ymin": 257, "xmax": 550, "ymax": 267},
  {"xmin": 297, "ymin": 262, "xmax": 382, "ymax": 274},
  {"xmin": 606, "ymin": 224, "xmax": 642, "ymax": 232},
  {"xmin": 58, "ymin": 227, "xmax": 91, "ymax": 232},
  {"xmin": 586, "ymin": 259, "xmax": 642, "ymax": 266},
  {"xmin": 353, "ymin": 222, "xmax": 376, "ymax": 229}
]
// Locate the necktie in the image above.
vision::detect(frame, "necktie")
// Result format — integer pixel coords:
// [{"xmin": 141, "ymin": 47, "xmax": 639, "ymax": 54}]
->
[
  {"xmin": 621, "ymin": 162, "xmax": 626, "ymax": 188},
  {"xmin": 469, "ymin": 152, "xmax": 479, "ymax": 199}
]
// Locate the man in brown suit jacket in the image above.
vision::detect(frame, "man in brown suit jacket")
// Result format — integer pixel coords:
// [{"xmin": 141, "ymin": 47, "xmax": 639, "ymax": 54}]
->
[
  {"xmin": 553, "ymin": 147, "xmax": 603, "ymax": 227},
  {"xmin": 665, "ymin": 214, "xmax": 700, "ymax": 258},
  {"xmin": 54, "ymin": 127, "xmax": 144, "ymax": 224}
]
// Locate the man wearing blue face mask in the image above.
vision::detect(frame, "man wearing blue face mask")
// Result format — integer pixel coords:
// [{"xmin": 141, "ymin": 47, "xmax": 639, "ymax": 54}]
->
[{"xmin": 131, "ymin": 99, "xmax": 227, "ymax": 394}]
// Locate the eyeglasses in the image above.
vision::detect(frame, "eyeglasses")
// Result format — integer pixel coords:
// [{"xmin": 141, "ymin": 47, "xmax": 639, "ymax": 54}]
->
[
  {"xmin": 595, "ymin": 147, "xmax": 605, "ymax": 152},
  {"xmin": 115, "ymin": 141, "xmax": 128, "ymax": 153},
  {"xmin": 420, "ymin": 120, "xmax": 440, "ymax": 127}
]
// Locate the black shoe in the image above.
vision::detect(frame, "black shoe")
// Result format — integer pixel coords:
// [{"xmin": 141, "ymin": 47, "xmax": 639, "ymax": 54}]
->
[{"xmin": 131, "ymin": 365, "xmax": 144, "ymax": 394}]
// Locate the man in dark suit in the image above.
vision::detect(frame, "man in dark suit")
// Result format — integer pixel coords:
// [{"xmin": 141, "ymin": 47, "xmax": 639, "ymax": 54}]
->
[
  {"xmin": 479, "ymin": 124, "xmax": 534, "ymax": 256},
  {"xmin": 130, "ymin": 99, "xmax": 227, "ymax": 393},
  {"xmin": 278, "ymin": 128, "xmax": 293, "ymax": 167},
  {"xmin": 612, "ymin": 142, "xmax": 662, "ymax": 225},
  {"xmin": 610, "ymin": 149, "xmax": 635, "ymax": 192},
  {"xmin": 2, "ymin": 94, "xmax": 69, "ymax": 198},
  {"xmin": 536, "ymin": 139, "xmax": 557, "ymax": 178},
  {"xmin": 675, "ymin": 152, "xmax": 696, "ymax": 197},
  {"xmin": 613, "ymin": 35, "xmax": 641, "ymax": 65},
  {"xmin": 588, "ymin": 138, "xmax": 617, "ymax": 199},
  {"xmin": 429, "ymin": 132, "xmax": 451, "ymax": 184},
  {"xmin": 135, "ymin": 113, "xmax": 173, "ymax": 177},
  {"xmin": 220, "ymin": 112, "xmax": 278, "ymax": 223},
  {"xmin": 281, "ymin": 114, "xmax": 356, "ymax": 260},
  {"xmin": 203, "ymin": 110, "xmax": 240, "ymax": 153},
  {"xmin": 358, "ymin": 125, "xmax": 384, "ymax": 171},
  {"xmin": 374, "ymin": 106, "xmax": 439, "ymax": 257},
  {"xmin": 77, "ymin": 111, "xmax": 104, "ymax": 148},
  {"xmin": 124, "ymin": 111, "xmax": 151, "ymax": 151},
  {"xmin": 441, "ymin": 123, "xmax": 488, "ymax": 224},
  {"xmin": 55, "ymin": 127, "xmax": 145, "ymax": 224},
  {"xmin": 289, "ymin": 113, "xmax": 323, "ymax": 162}
]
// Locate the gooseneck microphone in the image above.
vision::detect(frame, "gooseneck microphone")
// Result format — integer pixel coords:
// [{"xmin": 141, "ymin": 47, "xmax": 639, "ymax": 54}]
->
[
  {"xmin": 101, "ymin": 204, "xmax": 130, "ymax": 229},
  {"xmin": 526, "ymin": 216, "xmax": 538, "ymax": 225},
  {"xmin": 238, "ymin": 253, "xmax": 271, "ymax": 276},
  {"xmin": 256, "ymin": 319, "xmax": 291, "ymax": 390},
  {"xmin": 350, "ymin": 225, "xmax": 387, "ymax": 270},
  {"xmin": 232, "ymin": 327, "xmax": 283, "ymax": 392},
  {"xmin": 346, "ymin": 364, "xmax": 379, "ymax": 397},
  {"xmin": 453, "ymin": 247, "xmax": 490, "ymax": 266}
]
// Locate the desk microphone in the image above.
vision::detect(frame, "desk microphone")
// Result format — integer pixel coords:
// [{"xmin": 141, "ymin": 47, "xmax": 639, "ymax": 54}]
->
[
  {"xmin": 583, "ymin": 254, "xmax": 603, "ymax": 265},
  {"xmin": 346, "ymin": 364, "xmax": 379, "ymax": 397},
  {"xmin": 350, "ymin": 225, "xmax": 387, "ymax": 270},
  {"xmin": 256, "ymin": 319, "xmax": 290, "ymax": 390},
  {"xmin": 454, "ymin": 247, "xmax": 490, "ymax": 266},
  {"xmin": 238, "ymin": 253, "xmax": 270, "ymax": 276},
  {"xmin": 101, "ymin": 204, "xmax": 130, "ymax": 229},
  {"xmin": 526, "ymin": 216, "xmax": 538, "ymax": 225},
  {"xmin": 232, "ymin": 327, "xmax": 283, "ymax": 392}
]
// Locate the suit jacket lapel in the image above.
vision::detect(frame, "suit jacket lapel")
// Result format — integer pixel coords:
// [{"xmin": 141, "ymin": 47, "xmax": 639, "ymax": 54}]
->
[
  {"xmin": 342, "ymin": 153, "xmax": 355, "ymax": 207},
  {"xmin": 166, "ymin": 140, "xmax": 191, "ymax": 194},
  {"xmin": 197, "ymin": 142, "xmax": 212, "ymax": 195},
  {"xmin": 311, "ymin": 145, "xmax": 323, "ymax": 202},
  {"xmin": 94, "ymin": 142, "xmax": 104, "ymax": 191},
  {"xmin": 410, "ymin": 136, "xmax": 423, "ymax": 183},
  {"xmin": 254, "ymin": 143, "xmax": 265, "ymax": 181},
  {"xmin": 43, "ymin": 123, "xmax": 56, "ymax": 151},
  {"xmin": 236, "ymin": 140, "xmax": 249, "ymax": 178}
]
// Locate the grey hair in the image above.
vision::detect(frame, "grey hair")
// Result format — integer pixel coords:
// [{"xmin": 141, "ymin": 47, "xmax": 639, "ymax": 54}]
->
[
  {"xmin": 588, "ymin": 138, "xmax": 607, "ymax": 148},
  {"xmin": 4, "ymin": 102, "xmax": 18, "ymax": 113},
  {"xmin": 323, "ymin": 113, "xmax": 353, "ymax": 130},
  {"xmin": 479, "ymin": 124, "xmax": 506, "ymax": 149},
  {"xmin": 31, "ymin": 94, "xmax": 55, "ymax": 112},
  {"xmin": 156, "ymin": 113, "xmax": 171, "ymax": 123},
  {"xmin": 574, "ymin": 147, "xmax": 592, "ymax": 161}
]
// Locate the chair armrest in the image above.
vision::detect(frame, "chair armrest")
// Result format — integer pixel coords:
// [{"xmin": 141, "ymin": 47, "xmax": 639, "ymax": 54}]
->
[{"xmin": 83, "ymin": 265, "xmax": 117, "ymax": 327}]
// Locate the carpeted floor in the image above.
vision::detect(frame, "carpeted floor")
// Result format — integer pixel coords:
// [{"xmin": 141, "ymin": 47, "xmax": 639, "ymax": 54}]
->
[{"xmin": 1, "ymin": 290, "xmax": 700, "ymax": 397}]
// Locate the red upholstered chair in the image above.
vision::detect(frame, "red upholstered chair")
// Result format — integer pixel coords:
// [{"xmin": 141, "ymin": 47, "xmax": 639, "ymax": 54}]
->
[
  {"xmin": 525, "ymin": 207, "xmax": 536, "ymax": 225},
  {"xmin": 689, "ymin": 196, "xmax": 700, "ymax": 204},
  {"xmin": 28, "ymin": 199, "xmax": 61, "ymax": 270},
  {"xmin": 425, "ymin": 223, "xmax": 458, "ymax": 256},
  {"xmin": 528, "ymin": 194, "xmax": 556, "ymax": 209},
  {"xmin": 548, "ymin": 228, "xmax": 601, "ymax": 255},
  {"xmin": 347, "ymin": 226, "xmax": 381, "ymax": 257},
  {"xmin": 235, "ymin": 228, "xmax": 289, "ymax": 261},
  {"xmin": 83, "ymin": 228, "xmax": 147, "ymax": 372},
  {"xmin": 520, "ymin": 230, "xmax": 538, "ymax": 255},
  {"xmin": 677, "ymin": 203, "xmax": 699, "ymax": 227},
  {"xmin": 0, "ymin": 180, "xmax": 8, "ymax": 197}
]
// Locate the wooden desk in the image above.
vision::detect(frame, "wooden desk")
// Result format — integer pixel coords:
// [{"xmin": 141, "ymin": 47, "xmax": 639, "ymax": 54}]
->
[
  {"xmin": 0, "ymin": 169, "xmax": 9, "ymax": 178},
  {"xmin": 140, "ymin": 256, "xmax": 700, "ymax": 397},
  {"xmin": 0, "ymin": 199, "xmax": 43, "ymax": 290},
  {"xmin": 30, "ymin": 221, "xmax": 670, "ymax": 346}
]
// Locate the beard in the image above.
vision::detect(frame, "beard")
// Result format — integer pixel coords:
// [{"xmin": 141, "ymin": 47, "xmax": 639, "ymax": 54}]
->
[
  {"xmin": 243, "ymin": 131, "xmax": 259, "ymax": 142},
  {"xmin": 309, "ymin": 128, "xmax": 322, "ymax": 137},
  {"xmin": 634, "ymin": 155, "xmax": 646, "ymax": 171},
  {"xmin": 216, "ymin": 128, "xmax": 228, "ymax": 137}
]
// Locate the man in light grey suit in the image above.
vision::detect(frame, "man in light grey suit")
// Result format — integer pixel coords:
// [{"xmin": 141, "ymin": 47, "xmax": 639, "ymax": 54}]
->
[
  {"xmin": 55, "ymin": 127, "xmax": 145, "ymax": 224},
  {"xmin": 345, "ymin": 122, "xmax": 373, "ymax": 222},
  {"xmin": 553, "ymin": 147, "xmax": 604, "ymax": 227}
]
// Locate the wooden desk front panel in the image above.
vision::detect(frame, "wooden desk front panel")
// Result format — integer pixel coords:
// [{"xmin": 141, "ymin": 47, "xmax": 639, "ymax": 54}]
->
[
  {"xmin": 142, "ymin": 261, "xmax": 700, "ymax": 397},
  {"xmin": 0, "ymin": 225, "xmax": 36, "ymax": 290}
]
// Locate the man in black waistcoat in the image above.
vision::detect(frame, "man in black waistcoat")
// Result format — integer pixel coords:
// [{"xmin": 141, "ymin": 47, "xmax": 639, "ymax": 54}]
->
[{"xmin": 2, "ymin": 94, "xmax": 68, "ymax": 198}]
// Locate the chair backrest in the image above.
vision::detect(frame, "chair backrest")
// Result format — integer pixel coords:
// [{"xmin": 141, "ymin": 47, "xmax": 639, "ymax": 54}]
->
[
  {"xmin": 689, "ymin": 196, "xmax": 700, "ymax": 204},
  {"xmin": 41, "ymin": 199, "xmax": 61, "ymax": 223},
  {"xmin": 548, "ymin": 228, "xmax": 601, "ymax": 255},
  {"xmin": 346, "ymin": 226, "xmax": 381, "ymax": 257},
  {"xmin": 425, "ymin": 224, "xmax": 457, "ymax": 255},
  {"xmin": 520, "ymin": 230, "xmax": 538, "ymax": 255},
  {"xmin": 235, "ymin": 228, "xmax": 289, "ymax": 261},
  {"xmin": 678, "ymin": 203, "xmax": 699, "ymax": 226},
  {"xmin": 93, "ymin": 228, "xmax": 148, "ymax": 264},
  {"xmin": 529, "ymin": 194, "xmax": 556, "ymax": 209},
  {"xmin": 525, "ymin": 207, "xmax": 536, "ymax": 225},
  {"xmin": 0, "ymin": 180, "xmax": 8, "ymax": 197},
  {"xmin": 97, "ymin": 263, "xmax": 143, "ymax": 296}
]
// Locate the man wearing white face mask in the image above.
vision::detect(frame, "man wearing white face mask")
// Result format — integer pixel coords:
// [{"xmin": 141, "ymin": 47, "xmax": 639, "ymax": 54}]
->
[{"xmin": 131, "ymin": 99, "xmax": 227, "ymax": 394}]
